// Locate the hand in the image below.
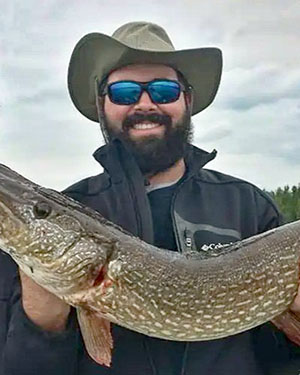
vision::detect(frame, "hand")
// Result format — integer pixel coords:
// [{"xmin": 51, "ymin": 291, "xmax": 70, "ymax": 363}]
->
[
  {"xmin": 271, "ymin": 284, "xmax": 300, "ymax": 345},
  {"xmin": 290, "ymin": 283, "xmax": 300, "ymax": 316},
  {"xmin": 19, "ymin": 270, "xmax": 71, "ymax": 332}
]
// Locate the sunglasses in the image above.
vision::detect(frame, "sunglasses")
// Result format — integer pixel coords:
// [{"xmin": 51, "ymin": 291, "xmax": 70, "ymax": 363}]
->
[{"xmin": 101, "ymin": 79, "xmax": 187, "ymax": 105}]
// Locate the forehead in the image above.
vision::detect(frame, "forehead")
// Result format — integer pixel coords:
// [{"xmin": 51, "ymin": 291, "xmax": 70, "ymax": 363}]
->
[{"xmin": 107, "ymin": 64, "xmax": 178, "ymax": 83}]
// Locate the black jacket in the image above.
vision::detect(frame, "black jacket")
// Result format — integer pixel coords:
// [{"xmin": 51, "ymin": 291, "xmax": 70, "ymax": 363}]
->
[{"xmin": 1, "ymin": 140, "xmax": 300, "ymax": 375}]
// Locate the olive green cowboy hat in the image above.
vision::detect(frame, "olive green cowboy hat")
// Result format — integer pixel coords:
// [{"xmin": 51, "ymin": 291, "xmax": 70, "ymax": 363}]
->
[{"xmin": 68, "ymin": 21, "xmax": 223, "ymax": 122}]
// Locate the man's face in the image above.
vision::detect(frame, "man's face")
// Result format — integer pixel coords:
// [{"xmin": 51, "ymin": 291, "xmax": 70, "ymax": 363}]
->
[{"xmin": 100, "ymin": 64, "xmax": 193, "ymax": 176}]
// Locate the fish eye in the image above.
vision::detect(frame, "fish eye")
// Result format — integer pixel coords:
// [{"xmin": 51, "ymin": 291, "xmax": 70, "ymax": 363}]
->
[{"xmin": 33, "ymin": 202, "xmax": 52, "ymax": 219}]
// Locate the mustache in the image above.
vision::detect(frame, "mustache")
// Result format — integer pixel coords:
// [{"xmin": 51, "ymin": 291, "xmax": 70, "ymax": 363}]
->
[{"xmin": 123, "ymin": 113, "xmax": 172, "ymax": 129}]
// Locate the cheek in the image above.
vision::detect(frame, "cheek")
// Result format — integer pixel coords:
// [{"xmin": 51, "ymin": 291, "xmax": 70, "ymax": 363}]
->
[
  {"xmin": 162, "ymin": 96, "xmax": 186, "ymax": 122},
  {"xmin": 104, "ymin": 99, "xmax": 129, "ymax": 125}
]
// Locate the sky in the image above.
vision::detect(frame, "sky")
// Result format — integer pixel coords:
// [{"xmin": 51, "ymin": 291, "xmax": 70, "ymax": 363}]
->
[{"xmin": 0, "ymin": 0, "xmax": 299, "ymax": 191}]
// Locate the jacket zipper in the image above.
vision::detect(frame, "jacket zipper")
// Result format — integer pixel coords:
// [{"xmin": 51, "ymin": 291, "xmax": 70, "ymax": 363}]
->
[
  {"xmin": 124, "ymin": 168, "xmax": 154, "ymax": 242},
  {"xmin": 170, "ymin": 175, "xmax": 192, "ymax": 253},
  {"xmin": 184, "ymin": 228, "xmax": 193, "ymax": 251}
]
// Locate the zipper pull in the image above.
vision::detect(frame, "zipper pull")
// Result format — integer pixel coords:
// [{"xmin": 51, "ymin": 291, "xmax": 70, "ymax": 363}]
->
[{"xmin": 184, "ymin": 229, "xmax": 193, "ymax": 251}]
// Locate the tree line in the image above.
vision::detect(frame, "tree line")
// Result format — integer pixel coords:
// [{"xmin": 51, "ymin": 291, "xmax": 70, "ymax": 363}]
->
[{"xmin": 266, "ymin": 184, "xmax": 300, "ymax": 223}]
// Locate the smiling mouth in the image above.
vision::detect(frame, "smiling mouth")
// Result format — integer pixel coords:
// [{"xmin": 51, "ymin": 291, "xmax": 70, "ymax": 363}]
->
[{"xmin": 131, "ymin": 123, "xmax": 162, "ymax": 130}]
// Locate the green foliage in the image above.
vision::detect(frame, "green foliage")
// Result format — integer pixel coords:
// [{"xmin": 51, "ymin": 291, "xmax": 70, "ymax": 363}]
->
[{"xmin": 266, "ymin": 184, "xmax": 300, "ymax": 223}]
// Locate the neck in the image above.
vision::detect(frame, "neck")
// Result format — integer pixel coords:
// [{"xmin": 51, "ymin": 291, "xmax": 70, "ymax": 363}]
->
[{"xmin": 147, "ymin": 158, "xmax": 185, "ymax": 187}]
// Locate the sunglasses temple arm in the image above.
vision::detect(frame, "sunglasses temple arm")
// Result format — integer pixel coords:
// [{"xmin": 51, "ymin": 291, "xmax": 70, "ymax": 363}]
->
[{"xmin": 94, "ymin": 78, "xmax": 110, "ymax": 144}]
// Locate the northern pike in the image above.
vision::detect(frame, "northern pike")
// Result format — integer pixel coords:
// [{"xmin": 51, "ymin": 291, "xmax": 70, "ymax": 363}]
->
[{"xmin": 0, "ymin": 163, "xmax": 299, "ymax": 366}]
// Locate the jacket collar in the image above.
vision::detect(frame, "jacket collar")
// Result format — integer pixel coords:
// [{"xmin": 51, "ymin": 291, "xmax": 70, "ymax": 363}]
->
[
  {"xmin": 184, "ymin": 144, "xmax": 217, "ymax": 177},
  {"xmin": 93, "ymin": 139, "xmax": 217, "ymax": 183},
  {"xmin": 93, "ymin": 139, "xmax": 126, "ymax": 183}
]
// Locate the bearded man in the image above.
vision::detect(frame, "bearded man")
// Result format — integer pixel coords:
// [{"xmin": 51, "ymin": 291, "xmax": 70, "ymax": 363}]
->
[{"xmin": 1, "ymin": 21, "xmax": 300, "ymax": 375}]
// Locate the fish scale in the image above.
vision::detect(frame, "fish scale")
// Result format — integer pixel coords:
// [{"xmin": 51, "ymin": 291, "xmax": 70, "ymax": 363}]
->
[
  {"xmin": 0, "ymin": 163, "xmax": 299, "ymax": 366},
  {"xmin": 75, "ymin": 229, "xmax": 298, "ymax": 341}
]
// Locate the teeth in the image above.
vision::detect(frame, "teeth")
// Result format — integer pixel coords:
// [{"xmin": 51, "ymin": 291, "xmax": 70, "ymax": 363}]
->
[{"xmin": 133, "ymin": 123, "xmax": 160, "ymax": 130}]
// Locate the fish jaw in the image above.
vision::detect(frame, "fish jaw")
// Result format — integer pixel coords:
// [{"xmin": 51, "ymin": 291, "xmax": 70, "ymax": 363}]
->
[
  {"xmin": 0, "ymin": 164, "xmax": 113, "ymax": 298},
  {"xmin": 0, "ymin": 199, "xmax": 107, "ymax": 297}
]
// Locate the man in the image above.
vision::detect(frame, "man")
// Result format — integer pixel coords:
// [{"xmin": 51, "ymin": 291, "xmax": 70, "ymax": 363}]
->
[{"xmin": 1, "ymin": 21, "xmax": 300, "ymax": 375}]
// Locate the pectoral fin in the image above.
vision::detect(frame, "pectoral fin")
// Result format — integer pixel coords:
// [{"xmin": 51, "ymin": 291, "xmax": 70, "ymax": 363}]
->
[{"xmin": 77, "ymin": 307, "xmax": 113, "ymax": 367}]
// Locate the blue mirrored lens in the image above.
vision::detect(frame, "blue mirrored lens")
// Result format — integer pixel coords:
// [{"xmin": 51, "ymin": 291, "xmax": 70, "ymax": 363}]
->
[
  {"xmin": 107, "ymin": 80, "xmax": 181, "ymax": 105},
  {"xmin": 149, "ymin": 81, "xmax": 180, "ymax": 104},
  {"xmin": 108, "ymin": 82, "xmax": 141, "ymax": 104}
]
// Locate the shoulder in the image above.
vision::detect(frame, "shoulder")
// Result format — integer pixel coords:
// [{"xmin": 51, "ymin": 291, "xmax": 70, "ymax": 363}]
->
[
  {"xmin": 194, "ymin": 168, "xmax": 282, "ymax": 230},
  {"xmin": 198, "ymin": 168, "xmax": 276, "ymax": 205},
  {"xmin": 197, "ymin": 168, "xmax": 260, "ymax": 188}
]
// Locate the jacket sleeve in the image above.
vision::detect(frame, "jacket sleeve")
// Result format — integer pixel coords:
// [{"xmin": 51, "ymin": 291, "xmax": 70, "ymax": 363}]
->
[
  {"xmin": 255, "ymin": 189, "xmax": 283, "ymax": 233},
  {"xmin": 1, "ymin": 268, "xmax": 80, "ymax": 375}
]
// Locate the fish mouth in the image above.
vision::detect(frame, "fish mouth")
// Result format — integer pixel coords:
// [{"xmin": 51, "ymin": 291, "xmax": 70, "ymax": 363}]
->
[
  {"xmin": 0, "ymin": 195, "xmax": 20, "ymax": 227},
  {"xmin": 0, "ymin": 188, "xmax": 16, "ymax": 212},
  {"xmin": 0, "ymin": 200, "xmax": 23, "ymax": 257},
  {"xmin": 0, "ymin": 164, "xmax": 37, "ymax": 212},
  {"xmin": 0, "ymin": 183, "xmax": 25, "ymax": 225},
  {"xmin": 0, "ymin": 165, "xmax": 35, "ymax": 250},
  {"xmin": 0, "ymin": 163, "xmax": 37, "ymax": 189}
]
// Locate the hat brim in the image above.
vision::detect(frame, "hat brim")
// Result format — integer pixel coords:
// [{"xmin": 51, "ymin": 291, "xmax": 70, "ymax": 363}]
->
[{"xmin": 68, "ymin": 32, "xmax": 222, "ymax": 122}]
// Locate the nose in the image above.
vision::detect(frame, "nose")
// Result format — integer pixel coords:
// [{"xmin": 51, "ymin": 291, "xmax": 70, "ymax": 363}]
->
[{"xmin": 133, "ymin": 90, "xmax": 157, "ymax": 111}]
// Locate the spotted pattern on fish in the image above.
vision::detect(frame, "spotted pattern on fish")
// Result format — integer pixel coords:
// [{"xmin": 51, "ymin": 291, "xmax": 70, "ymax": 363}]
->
[{"xmin": 0, "ymin": 163, "xmax": 299, "ymax": 344}]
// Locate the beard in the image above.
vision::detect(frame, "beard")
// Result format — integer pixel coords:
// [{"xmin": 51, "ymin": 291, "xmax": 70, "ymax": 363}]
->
[{"xmin": 102, "ymin": 110, "xmax": 193, "ymax": 176}]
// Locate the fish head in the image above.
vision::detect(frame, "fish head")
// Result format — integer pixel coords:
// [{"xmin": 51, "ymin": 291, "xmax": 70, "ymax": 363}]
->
[{"xmin": 0, "ymin": 164, "xmax": 113, "ymax": 298}]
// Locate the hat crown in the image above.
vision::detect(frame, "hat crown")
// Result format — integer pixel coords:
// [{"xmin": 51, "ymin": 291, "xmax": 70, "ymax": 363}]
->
[
  {"xmin": 112, "ymin": 21, "xmax": 175, "ymax": 52},
  {"xmin": 68, "ymin": 21, "xmax": 222, "ymax": 122}
]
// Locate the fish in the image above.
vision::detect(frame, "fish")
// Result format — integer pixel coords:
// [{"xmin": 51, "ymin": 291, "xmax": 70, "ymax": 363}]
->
[{"xmin": 0, "ymin": 163, "xmax": 299, "ymax": 366}]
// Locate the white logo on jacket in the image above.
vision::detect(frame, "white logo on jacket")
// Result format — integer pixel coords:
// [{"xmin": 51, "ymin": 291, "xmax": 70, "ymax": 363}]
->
[{"xmin": 201, "ymin": 242, "xmax": 233, "ymax": 252}]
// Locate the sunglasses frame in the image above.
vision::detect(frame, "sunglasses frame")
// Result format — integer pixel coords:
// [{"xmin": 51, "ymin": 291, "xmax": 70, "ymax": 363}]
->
[{"xmin": 101, "ymin": 79, "xmax": 187, "ymax": 105}]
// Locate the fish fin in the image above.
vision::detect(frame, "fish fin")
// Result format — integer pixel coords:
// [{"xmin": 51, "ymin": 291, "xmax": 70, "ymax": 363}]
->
[
  {"xmin": 271, "ymin": 310, "xmax": 300, "ymax": 345},
  {"xmin": 76, "ymin": 308, "xmax": 113, "ymax": 367}
]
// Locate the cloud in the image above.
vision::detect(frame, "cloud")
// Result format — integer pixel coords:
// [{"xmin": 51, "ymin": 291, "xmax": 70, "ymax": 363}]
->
[
  {"xmin": 194, "ymin": 96, "xmax": 300, "ymax": 167},
  {"xmin": 208, "ymin": 152, "xmax": 300, "ymax": 191},
  {"xmin": 193, "ymin": 121, "xmax": 233, "ymax": 144},
  {"xmin": 1, "ymin": 0, "xmax": 300, "ymax": 191},
  {"xmin": 216, "ymin": 66, "xmax": 300, "ymax": 111}
]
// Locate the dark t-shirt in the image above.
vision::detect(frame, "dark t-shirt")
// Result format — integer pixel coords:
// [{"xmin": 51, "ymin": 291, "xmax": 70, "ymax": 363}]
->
[
  {"xmin": 146, "ymin": 182, "xmax": 189, "ymax": 375},
  {"xmin": 147, "ymin": 182, "xmax": 179, "ymax": 251}
]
